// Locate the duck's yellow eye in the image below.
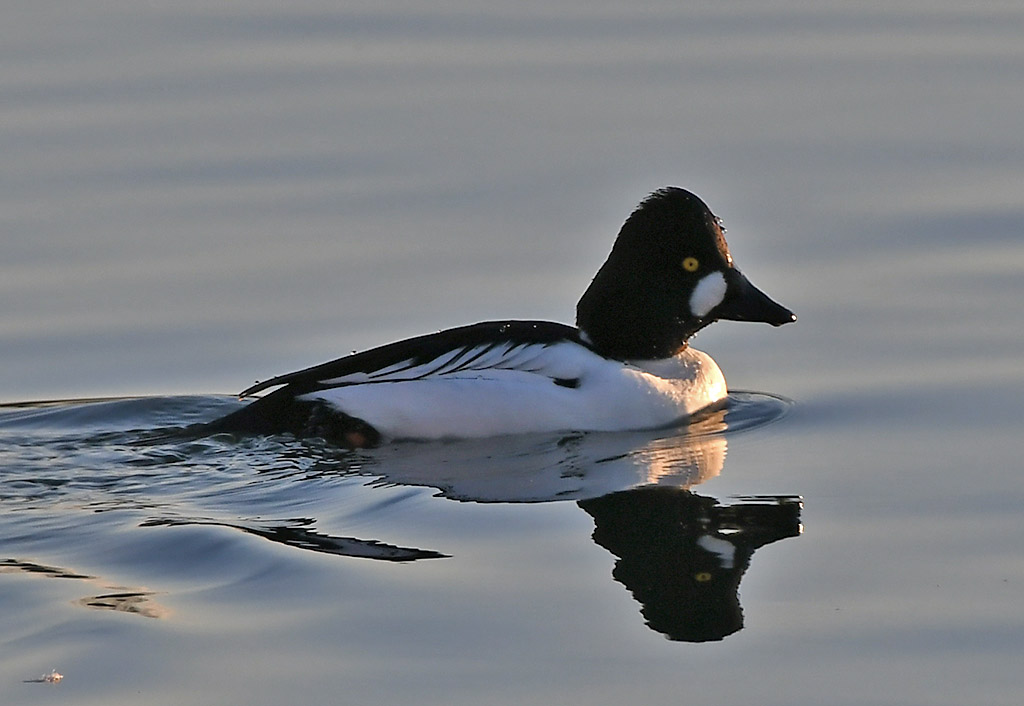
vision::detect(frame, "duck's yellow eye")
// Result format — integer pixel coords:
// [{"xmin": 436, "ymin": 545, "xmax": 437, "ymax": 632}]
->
[
  {"xmin": 694, "ymin": 572, "xmax": 712, "ymax": 583},
  {"xmin": 682, "ymin": 257, "xmax": 700, "ymax": 272}
]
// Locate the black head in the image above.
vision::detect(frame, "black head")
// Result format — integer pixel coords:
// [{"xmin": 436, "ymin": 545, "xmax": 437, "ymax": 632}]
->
[{"xmin": 576, "ymin": 187, "xmax": 795, "ymax": 359}]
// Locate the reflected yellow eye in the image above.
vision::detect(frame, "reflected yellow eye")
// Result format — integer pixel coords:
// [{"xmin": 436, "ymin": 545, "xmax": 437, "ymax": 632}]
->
[
  {"xmin": 694, "ymin": 572, "xmax": 712, "ymax": 583},
  {"xmin": 682, "ymin": 257, "xmax": 700, "ymax": 272}
]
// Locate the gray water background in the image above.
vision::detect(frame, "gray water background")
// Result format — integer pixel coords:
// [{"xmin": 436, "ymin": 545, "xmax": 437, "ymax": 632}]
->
[{"xmin": 2, "ymin": 3, "xmax": 1023, "ymax": 704}]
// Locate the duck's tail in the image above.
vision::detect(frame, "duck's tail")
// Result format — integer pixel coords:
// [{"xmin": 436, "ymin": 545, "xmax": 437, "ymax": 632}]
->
[{"xmin": 186, "ymin": 389, "xmax": 382, "ymax": 448}]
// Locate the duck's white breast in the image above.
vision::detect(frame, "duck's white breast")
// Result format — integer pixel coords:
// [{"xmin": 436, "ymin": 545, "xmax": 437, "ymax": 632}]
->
[{"xmin": 299, "ymin": 342, "xmax": 726, "ymax": 440}]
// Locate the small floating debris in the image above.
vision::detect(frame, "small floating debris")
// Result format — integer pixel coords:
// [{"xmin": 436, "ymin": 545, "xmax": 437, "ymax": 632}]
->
[{"xmin": 25, "ymin": 669, "xmax": 63, "ymax": 684}]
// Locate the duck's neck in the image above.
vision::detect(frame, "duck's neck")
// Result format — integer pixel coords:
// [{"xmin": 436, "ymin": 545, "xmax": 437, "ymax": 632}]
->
[{"xmin": 576, "ymin": 282, "xmax": 704, "ymax": 360}]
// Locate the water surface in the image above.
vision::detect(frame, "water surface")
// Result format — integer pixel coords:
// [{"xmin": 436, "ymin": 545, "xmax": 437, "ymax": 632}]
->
[{"xmin": 2, "ymin": 2, "xmax": 1023, "ymax": 705}]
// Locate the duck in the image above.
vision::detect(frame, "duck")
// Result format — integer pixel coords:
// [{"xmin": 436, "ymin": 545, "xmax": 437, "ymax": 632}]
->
[{"xmin": 200, "ymin": 187, "xmax": 795, "ymax": 447}]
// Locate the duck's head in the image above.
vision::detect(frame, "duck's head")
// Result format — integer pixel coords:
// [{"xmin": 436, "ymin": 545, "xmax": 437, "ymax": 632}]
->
[{"xmin": 576, "ymin": 187, "xmax": 796, "ymax": 360}]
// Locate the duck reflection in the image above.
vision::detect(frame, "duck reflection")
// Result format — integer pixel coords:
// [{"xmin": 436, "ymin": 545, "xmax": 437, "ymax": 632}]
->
[
  {"xmin": 322, "ymin": 404, "xmax": 801, "ymax": 641},
  {"xmin": 580, "ymin": 489, "xmax": 801, "ymax": 642},
  {"xmin": 142, "ymin": 398, "xmax": 800, "ymax": 640},
  {"xmin": 350, "ymin": 405, "xmax": 734, "ymax": 503}
]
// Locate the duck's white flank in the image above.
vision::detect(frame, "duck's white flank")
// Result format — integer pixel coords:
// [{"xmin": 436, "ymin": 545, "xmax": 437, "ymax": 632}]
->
[{"xmin": 297, "ymin": 341, "xmax": 727, "ymax": 440}]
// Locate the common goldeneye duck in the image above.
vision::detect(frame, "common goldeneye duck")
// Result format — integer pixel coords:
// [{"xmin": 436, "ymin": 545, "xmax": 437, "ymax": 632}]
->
[{"xmin": 201, "ymin": 187, "xmax": 795, "ymax": 447}]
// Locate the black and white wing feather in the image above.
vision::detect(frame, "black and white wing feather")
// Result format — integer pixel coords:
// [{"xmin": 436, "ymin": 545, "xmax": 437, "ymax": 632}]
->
[{"xmin": 239, "ymin": 320, "xmax": 591, "ymax": 397}]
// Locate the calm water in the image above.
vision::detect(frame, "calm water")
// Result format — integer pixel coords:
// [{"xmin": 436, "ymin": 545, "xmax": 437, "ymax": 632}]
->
[{"xmin": 2, "ymin": 2, "xmax": 1023, "ymax": 704}]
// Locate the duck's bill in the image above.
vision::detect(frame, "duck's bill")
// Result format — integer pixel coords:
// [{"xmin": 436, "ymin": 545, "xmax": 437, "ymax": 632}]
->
[{"xmin": 716, "ymin": 269, "xmax": 796, "ymax": 326}]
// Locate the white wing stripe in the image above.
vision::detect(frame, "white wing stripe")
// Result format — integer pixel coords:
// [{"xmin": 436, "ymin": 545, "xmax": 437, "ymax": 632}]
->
[
  {"xmin": 365, "ymin": 357, "xmax": 420, "ymax": 378},
  {"xmin": 315, "ymin": 341, "xmax": 586, "ymax": 388},
  {"xmin": 431, "ymin": 344, "xmax": 496, "ymax": 375}
]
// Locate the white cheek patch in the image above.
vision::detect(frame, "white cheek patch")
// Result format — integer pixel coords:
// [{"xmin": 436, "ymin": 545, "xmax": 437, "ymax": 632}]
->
[
  {"xmin": 689, "ymin": 271, "xmax": 727, "ymax": 317},
  {"xmin": 697, "ymin": 534, "xmax": 736, "ymax": 569}
]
